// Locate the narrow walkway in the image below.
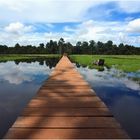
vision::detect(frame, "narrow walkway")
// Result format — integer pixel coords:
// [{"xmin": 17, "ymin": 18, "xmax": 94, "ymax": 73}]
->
[{"xmin": 5, "ymin": 56, "xmax": 129, "ymax": 139}]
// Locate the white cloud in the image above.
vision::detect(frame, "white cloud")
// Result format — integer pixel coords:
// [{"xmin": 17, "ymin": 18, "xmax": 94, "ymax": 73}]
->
[
  {"xmin": 65, "ymin": 20, "xmax": 140, "ymax": 46},
  {"xmin": 118, "ymin": 1, "xmax": 140, "ymax": 13},
  {"xmin": 0, "ymin": 22, "xmax": 34, "ymax": 45},
  {"xmin": 0, "ymin": 0, "xmax": 101, "ymax": 22},
  {"xmin": 69, "ymin": 20, "xmax": 126, "ymax": 44},
  {"xmin": 126, "ymin": 18, "xmax": 140, "ymax": 33},
  {"xmin": 0, "ymin": 0, "xmax": 140, "ymax": 46},
  {"xmin": 0, "ymin": 0, "xmax": 28, "ymax": 12},
  {"xmin": 64, "ymin": 26, "xmax": 76, "ymax": 32},
  {"xmin": 1, "ymin": 19, "xmax": 140, "ymax": 46},
  {"xmin": 46, "ymin": 23, "xmax": 54, "ymax": 28},
  {"xmin": 0, "ymin": 0, "xmax": 140, "ymax": 23},
  {"xmin": 4, "ymin": 22, "xmax": 33, "ymax": 34}
]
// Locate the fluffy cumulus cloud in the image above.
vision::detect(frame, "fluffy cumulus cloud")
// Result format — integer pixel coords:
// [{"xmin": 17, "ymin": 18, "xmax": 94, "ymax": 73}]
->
[
  {"xmin": 0, "ymin": 22, "xmax": 35, "ymax": 45},
  {"xmin": 72, "ymin": 20, "xmax": 123, "ymax": 43},
  {"xmin": 0, "ymin": 0, "xmax": 140, "ymax": 46},
  {"xmin": 0, "ymin": 19, "xmax": 140, "ymax": 46},
  {"xmin": 0, "ymin": 0, "xmax": 139, "ymax": 23},
  {"xmin": 62, "ymin": 20, "xmax": 140, "ymax": 46},
  {"xmin": 0, "ymin": 0, "xmax": 99, "ymax": 22},
  {"xmin": 126, "ymin": 18, "xmax": 140, "ymax": 33},
  {"xmin": 4, "ymin": 22, "xmax": 33, "ymax": 34}
]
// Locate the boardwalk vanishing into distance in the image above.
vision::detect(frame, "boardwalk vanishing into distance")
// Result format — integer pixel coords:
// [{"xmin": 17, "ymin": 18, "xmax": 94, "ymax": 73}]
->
[{"xmin": 5, "ymin": 55, "xmax": 129, "ymax": 139}]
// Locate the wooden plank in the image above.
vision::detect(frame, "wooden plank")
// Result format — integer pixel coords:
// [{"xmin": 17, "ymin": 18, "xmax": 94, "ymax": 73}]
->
[
  {"xmin": 42, "ymin": 85, "xmax": 91, "ymax": 88},
  {"xmin": 33, "ymin": 96, "xmax": 102, "ymax": 101},
  {"xmin": 12, "ymin": 116, "xmax": 121, "ymax": 128},
  {"xmin": 27, "ymin": 99, "xmax": 106, "ymax": 108},
  {"xmin": 21, "ymin": 107, "xmax": 112, "ymax": 117},
  {"xmin": 37, "ymin": 93, "xmax": 96, "ymax": 97},
  {"xmin": 37, "ymin": 91, "xmax": 96, "ymax": 97},
  {"xmin": 49, "ymin": 77, "xmax": 84, "ymax": 80},
  {"xmin": 41, "ymin": 84, "xmax": 92, "ymax": 89},
  {"xmin": 5, "ymin": 55, "xmax": 129, "ymax": 139},
  {"xmin": 5, "ymin": 128, "xmax": 129, "ymax": 139},
  {"xmin": 38, "ymin": 89, "xmax": 96, "ymax": 94},
  {"xmin": 39, "ymin": 88, "xmax": 95, "ymax": 93},
  {"xmin": 44, "ymin": 82, "xmax": 89, "ymax": 86}
]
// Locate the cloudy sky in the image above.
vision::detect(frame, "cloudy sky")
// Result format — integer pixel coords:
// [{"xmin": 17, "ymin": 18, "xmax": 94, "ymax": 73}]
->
[{"xmin": 0, "ymin": 0, "xmax": 140, "ymax": 46}]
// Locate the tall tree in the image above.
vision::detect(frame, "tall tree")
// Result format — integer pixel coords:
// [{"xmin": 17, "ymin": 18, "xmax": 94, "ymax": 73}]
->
[
  {"xmin": 0, "ymin": 39, "xmax": 140, "ymax": 55},
  {"xmin": 81, "ymin": 41, "xmax": 89, "ymax": 54},
  {"xmin": 75, "ymin": 41, "xmax": 82, "ymax": 54},
  {"xmin": 58, "ymin": 38, "xmax": 65, "ymax": 54},
  {"xmin": 65, "ymin": 42, "xmax": 73, "ymax": 54},
  {"xmin": 89, "ymin": 40, "xmax": 96, "ymax": 55}
]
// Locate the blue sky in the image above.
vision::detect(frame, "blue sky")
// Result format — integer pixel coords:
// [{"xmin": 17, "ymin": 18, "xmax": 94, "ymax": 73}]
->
[{"xmin": 0, "ymin": 0, "xmax": 140, "ymax": 46}]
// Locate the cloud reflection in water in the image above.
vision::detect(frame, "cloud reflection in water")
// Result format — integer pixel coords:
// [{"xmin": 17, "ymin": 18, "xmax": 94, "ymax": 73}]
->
[
  {"xmin": 77, "ymin": 66, "xmax": 140, "ymax": 92},
  {"xmin": 0, "ymin": 60, "xmax": 54, "ymax": 138},
  {"xmin": 0, "ymin": 61, "xmax": 52, "ymax": 85},
  {"xmin": 76, "ymin": 65, "xmax": 140, "ymax": 138}
]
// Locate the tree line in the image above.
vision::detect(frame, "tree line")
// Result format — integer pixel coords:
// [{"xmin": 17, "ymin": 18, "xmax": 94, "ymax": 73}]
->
[{"xmin": 0, "ymin": 38, "xmax": 140, "ymax": 55}]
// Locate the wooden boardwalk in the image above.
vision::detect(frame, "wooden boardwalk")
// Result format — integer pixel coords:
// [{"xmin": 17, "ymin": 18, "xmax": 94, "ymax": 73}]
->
[{"xmin": 5, "ymin": 56, "xmax": 129, "ymax": 139}]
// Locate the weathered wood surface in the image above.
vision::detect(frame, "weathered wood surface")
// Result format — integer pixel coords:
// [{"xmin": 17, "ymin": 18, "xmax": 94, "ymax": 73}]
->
[{"xmin": 5, "ymin": 56, "xmax": 129, "ymax": 139}]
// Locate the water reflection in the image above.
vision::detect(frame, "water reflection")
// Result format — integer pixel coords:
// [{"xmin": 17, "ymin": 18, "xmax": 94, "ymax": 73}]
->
[
  {"xmin": 0, "ymin": 57, "xmax": 140, "ymax": 138},
  {"xmin": 0, "ymin": 57, "xmax": 59, "ymax": 138},
  {"xmin": 74, "ymin": 62, "xmax": 105, "ymax": 71},
  {"xmin": 13, "ymin": 57, "xmax": 59, "ymax": 69},
  {"xmin": 76, "ymin": 65, "xmax": 140, "ymax": 138}
]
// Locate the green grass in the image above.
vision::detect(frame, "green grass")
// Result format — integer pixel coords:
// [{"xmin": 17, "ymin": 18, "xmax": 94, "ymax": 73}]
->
[
  {"xmin": 0, "ymin": 54, "xmax": 140, "ymax": 72},
  {"xmin": 0, "ymin": 54, "xmax": 60, "ymax": 61},
  {"xmin": 70, "ymin": 55, "xmax": 140, "ymax": 72}
]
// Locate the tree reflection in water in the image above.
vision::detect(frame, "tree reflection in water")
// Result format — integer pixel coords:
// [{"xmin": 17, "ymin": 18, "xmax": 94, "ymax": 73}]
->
[{"xmin": 14, "ymin": 57, "xmax": 60, "ymax": 69}]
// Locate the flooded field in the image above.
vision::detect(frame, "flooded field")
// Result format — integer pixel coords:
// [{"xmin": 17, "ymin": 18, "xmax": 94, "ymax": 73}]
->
[
  {"xmin": 76, "ymin": 65, "xmax": 140, "ymax": 138},
  {"xmin": 0, "ymin": 58, "xmax": 59, "ymax": 138},
  {"xmin": 0, "ymin": 58, "xmax": 139, "ymax": 138}
]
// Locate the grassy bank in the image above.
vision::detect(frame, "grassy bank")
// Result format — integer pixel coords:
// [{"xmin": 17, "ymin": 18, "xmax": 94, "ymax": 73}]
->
[
  {"xmin": 70, "ymin": 55, "xmax": 140, "ymax": 72},
  {"xmin": 0, "ymin": 54, "xmax": 140, "ymax": 72},
  {"xmin": 0, "ymin": 54, "xmax": 60, "ymax": 61}
]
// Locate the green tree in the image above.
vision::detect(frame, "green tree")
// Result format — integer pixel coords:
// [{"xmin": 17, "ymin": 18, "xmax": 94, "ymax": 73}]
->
[
  {"xmin": 81, "ymin": 41, "xmax": 89, "ymax": 54},
  {"xmin": 75, "ymin": 41, "xmax": 82, "ymax": 54},
  {"xmin": 14, "ymin": 43, "xmax": 21, "ymax": 54},
  {"xmin": 65, "ymin": 42, "xmax": 73, "ymax": 54},
  {"xmin": 58, "ymin": 38, "xmax": 65, "ymax": 54},
  {"xmin": 38, "ymin": 43, "xmax": 45, "ymax": 54},
  {"xmin": 89, "ymin": 40, "xmax": 96, "ymax": 54}
]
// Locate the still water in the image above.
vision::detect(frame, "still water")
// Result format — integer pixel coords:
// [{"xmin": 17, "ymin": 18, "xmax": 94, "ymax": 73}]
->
[
  {"xmin": 0, "ymin": 58, "xmax": 59, "ymax": 138},
  {"xmin": 76, "ymin": 65, "xmax": 140, "ymax": 138},
  {"xmin": 0, "ymin": 58, "xmax": 140, "ymax": 138}
]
